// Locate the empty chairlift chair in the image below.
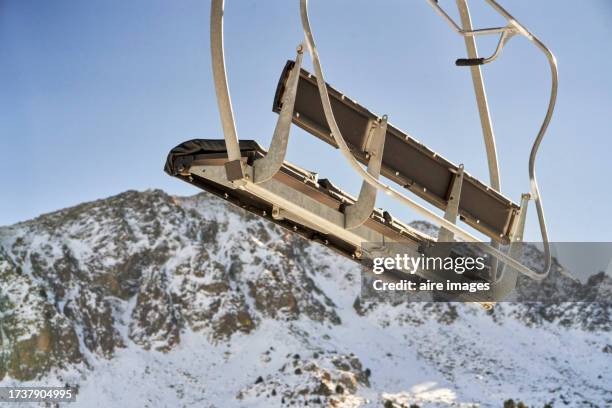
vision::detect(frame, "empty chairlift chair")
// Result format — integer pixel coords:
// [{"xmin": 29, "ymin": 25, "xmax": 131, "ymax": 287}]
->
[{"xmin": 164, "ymin": 0, "xmax": 558, "ymax": 303}]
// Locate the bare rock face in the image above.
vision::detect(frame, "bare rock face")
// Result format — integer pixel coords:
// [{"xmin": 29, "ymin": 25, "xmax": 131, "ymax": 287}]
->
[
  {"xmin": 0, "ymin": 190, "xmax": 609, "ymax": 407},
  {"xmin": 64, "ymin": 289, "xmax": 124, "ymax": 358},
  {"xmin": 0, "ymin": 248, "xmax": 82, "ymax": 381},
  {"xmin": 0, "ymin": 190, "xmax": 343, "ymax": 379},
  {"xmin": 237, "ymin": 351, "xmax": 371, "ymax": 406},
  {"xmin": 129, "ymin": 268, "xmax": 181, "ymax": 351}
]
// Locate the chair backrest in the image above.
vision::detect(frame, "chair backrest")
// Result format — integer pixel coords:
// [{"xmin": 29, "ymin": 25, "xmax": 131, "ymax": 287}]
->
[{"xmin": 273, "ymin": 60, "xmax": 520, "ymax": 244}]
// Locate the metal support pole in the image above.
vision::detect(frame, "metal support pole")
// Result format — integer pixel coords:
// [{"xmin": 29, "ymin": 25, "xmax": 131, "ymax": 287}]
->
[
  {"xmin": 455, "ymin": 0, "xmax": 500, "ymax": 191},
  {"xmin": 497, "ymin": 193, "xmax": 530, "ymax": 279},
  {"xmin": 253, "ymin": 44, "xmax": 305, "ymax": 183},
  {"xmin": 437, "ymin": 165, "xmax": 464, "ymax": 242},
  {"xmin": 210, "ymin": 0, "xmax": 244, "ymax": 180},
  {"xmin": 455, "ymin": 0, "xmax": 501, "ymax": 275},
  {"xmin": 345, "ymin": 116, "xmax": 388, "ymax": 229}
]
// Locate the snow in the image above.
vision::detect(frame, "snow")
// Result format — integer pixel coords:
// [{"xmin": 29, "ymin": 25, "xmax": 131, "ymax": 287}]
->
[{"xmin": 0, "ymin": 190, "xmax": 610, "ymax": 407}]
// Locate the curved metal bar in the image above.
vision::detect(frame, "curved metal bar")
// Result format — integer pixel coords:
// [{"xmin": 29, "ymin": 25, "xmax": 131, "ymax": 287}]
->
[
  {"xmin": 253, "ymin": 45, "xmax": 304, "ymax": 183},
  {"xmin": 344, "ymin": 116, "xmax": 388, "ymax": 230},
  {"xmin": 427, "ymin": 0, "xmax": 556, "ymax": 279},
  {"xmin": 211, "ymin": 0, "xmax": 305, "ymax": 184},
  {"xmin": 210, "ymin": 0, "xmax": 241, "ymax": 162},
  {"xmin": 299, "ymin": 0, "xmax": 548, "ymax": 281},
  {"xmin": 486, "ymin": 0, "xmax": 556, "ymax": 280},
  {"xmin": 427, "ymin": 0, "xmax": 517, "ymax": 37},
  {"xmin": 479, "ymin": 29, "xmax": 514, "ymax": 65}
]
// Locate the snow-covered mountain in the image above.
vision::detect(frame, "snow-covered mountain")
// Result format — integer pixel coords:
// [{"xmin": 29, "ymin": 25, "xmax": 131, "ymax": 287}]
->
[{"xmin": 0, "ymin": 189, "xmax": 610, "ymax": 407}]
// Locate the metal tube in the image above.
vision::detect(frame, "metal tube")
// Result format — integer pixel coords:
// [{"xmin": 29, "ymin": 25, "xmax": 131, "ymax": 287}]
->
[
  {"xmin": 210, "ymin": 0, "xmax": 241, "ymax": 162},
  {"xmin": 484, "ymin": 0, "xmax": 557, "ymax": 279},
  {"xmin": 455, "ymin": 0, "xmax": 501, "ymax": 191},
  {"xmin": 455, "ymin": 0, "xmax": 501, "ymax": 277},
  {"xmin": 253, "ymin": 45, "xmax": 305, "ymax": 183},
  {"xmin": 427, "ymin": 0, "xmax": 510, "ymax": 37},
  {"xmin": 299, "ymin": 0, "xmax": 547, "ymax": 280},
  {"xmin": 427, "ymin": 0, "xmax": 555, "ymax": 279}
]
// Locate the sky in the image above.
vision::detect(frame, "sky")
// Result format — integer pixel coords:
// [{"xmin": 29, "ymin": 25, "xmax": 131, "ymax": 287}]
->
[{"xmin": 1, "ymin": 0, "xmax": 611, "ymax": 243}]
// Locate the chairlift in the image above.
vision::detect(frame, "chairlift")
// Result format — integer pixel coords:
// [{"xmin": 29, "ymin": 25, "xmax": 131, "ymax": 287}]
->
[{"xmin": 165, "ymin": 0, "xmax": 558, "ymax": 303}]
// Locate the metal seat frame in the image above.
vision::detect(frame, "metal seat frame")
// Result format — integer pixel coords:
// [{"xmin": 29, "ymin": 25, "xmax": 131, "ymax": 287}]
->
[{"xmin": 205, "ymin": 0, "xmax": 558, "ymax": 282}]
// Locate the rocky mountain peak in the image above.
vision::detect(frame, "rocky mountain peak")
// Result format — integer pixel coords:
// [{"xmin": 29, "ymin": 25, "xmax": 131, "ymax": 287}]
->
[{"xmin": 0, "ymin": 190, "xmax": 610, "ymax": 407}]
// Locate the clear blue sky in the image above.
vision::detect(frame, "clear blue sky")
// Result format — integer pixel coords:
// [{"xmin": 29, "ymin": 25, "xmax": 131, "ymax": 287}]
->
[{"xmin": 1, "ymin": 0, "xmax": 611, "ymax": 242}]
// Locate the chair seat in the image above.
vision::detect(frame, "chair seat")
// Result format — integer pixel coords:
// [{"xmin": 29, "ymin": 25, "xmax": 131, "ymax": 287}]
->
[{"xmin": 273, "ymin": 60, "xmax": 520, "ymax": 244}]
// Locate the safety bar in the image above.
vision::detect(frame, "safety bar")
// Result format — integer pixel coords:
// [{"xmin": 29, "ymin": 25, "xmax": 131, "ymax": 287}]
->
[
  {"xmin": 209, "ymin": 0, "xmax": 554, "ymax": 280},
  {"xmin": 299, "ymin": 0, "xmax": 552, "ymax": 280},
  {"xmin": 427, "ymin": 0, "xmax": 556, "ymax": 279}
]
